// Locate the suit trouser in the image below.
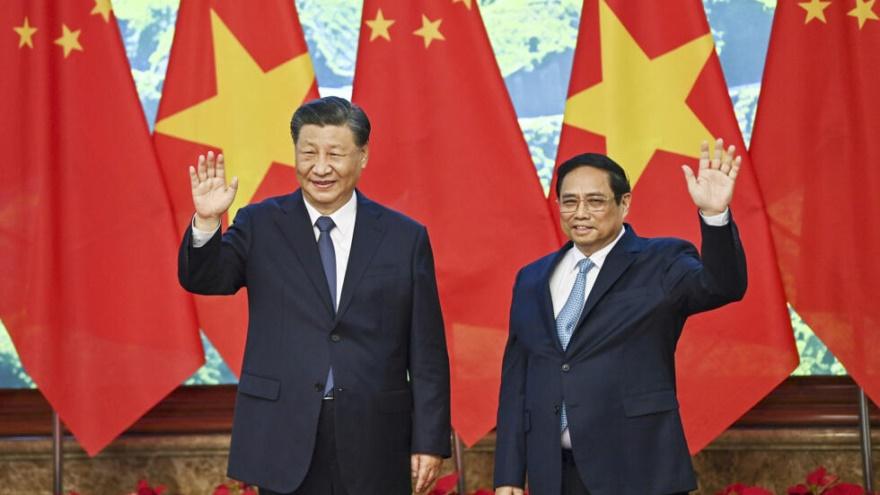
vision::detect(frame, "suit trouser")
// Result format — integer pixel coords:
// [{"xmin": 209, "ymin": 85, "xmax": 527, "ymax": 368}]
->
[
  {"xmin": 561, "ymin": 449, "xmax": 689, "ymax": 495},
  {"xmin": 260, "ymin": 399, "xmax": 349, "ymax": 495},
  {"xmin": 562, "ymin": 449, "xmax": 591, "ymax": 495}
]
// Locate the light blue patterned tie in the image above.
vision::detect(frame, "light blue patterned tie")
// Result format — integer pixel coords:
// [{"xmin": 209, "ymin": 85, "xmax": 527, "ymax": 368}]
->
[{"xmin": 557, "ymin": 257, "xmax": 593, "ymax": 431}]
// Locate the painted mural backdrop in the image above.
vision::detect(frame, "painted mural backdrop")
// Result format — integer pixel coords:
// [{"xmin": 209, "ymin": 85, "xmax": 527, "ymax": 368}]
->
[{"xmin": 0, "ymin": 0, "xmax": 843, "ymax": 388}]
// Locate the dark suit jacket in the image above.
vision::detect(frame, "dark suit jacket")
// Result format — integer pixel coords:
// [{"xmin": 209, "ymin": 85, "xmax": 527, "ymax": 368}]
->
[
  {"xmin": 494, "ymin": 218, "xmax": 747, "ymax": 495},
  {"xmin": 178, "ymin": 190, "xmax": 451, "ymax": 494}
]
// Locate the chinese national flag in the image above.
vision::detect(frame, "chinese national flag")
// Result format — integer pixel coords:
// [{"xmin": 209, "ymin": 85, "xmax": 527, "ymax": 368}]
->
[
  {"xmin": 153, "ymin": 1, "xmax": 319, "ymax": 374},
  {"xmin": 553, "ymin": 0, "xmax": 798, "ymax": 452},
  {"xmin": 0, "ymin": 1, "xmax": 204, "ymax": 455},
  {"xmin": 751, "ymin": 1, "xmax": 880, "ymax": 402},
  {"xmin": 353, "ymin": 0, "xmax": 558, "ymax": 444}
]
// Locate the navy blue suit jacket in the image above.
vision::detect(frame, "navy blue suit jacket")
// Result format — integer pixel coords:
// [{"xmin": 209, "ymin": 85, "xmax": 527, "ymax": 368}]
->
[
  {"xmin": 494, "ymin": 218, "xmax": 746, "ymax": 495},
  {"xmin": 179, "ymin": 190, "xmax": 451, "ymax": 494}
]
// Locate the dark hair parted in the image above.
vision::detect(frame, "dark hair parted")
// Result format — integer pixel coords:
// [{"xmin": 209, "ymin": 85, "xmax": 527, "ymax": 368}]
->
[
  {"xmin": 555, "ymin": 153, "xmax": 631, "ymax": 204},
  {"xmin": 290, "ymin": 96, "xmax": 371, "ymax": 147}
]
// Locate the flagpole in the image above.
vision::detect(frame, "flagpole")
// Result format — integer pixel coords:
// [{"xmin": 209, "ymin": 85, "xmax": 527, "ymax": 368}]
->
[
  {"xmin": 52, "ymin": 411, "xmax": 63, "ymax": 495},
  {"xmin": 858, "ymin": 388, "xmax": 874, "ymax": 492},
  {"xmin": 452, "ymin": 432, "xmax": 467, "ymax": 494}
]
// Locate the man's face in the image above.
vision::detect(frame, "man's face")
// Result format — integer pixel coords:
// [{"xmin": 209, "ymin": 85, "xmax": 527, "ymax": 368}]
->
[
  {"xmin": 558, "ymin": 166, "xmax": 630, "ymax": 256},
  {"xmin": 295, "ymin": 124, "xmax": 368, "ymax": 215}
]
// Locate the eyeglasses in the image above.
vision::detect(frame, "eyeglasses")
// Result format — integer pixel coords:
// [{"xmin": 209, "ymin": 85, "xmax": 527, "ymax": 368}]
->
[{"xmin": 558, "ymin": 195, "xmax": 615, "ymax": 214}]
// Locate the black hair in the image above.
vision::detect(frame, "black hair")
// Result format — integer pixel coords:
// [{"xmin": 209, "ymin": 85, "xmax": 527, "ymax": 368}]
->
[
  {"xmin": 555, "ymin": 153, "xmax": 631, "ymax": 203},
  {"xmin": 290, "ymin": 96, "xmax": 371, "ymax": 147}
]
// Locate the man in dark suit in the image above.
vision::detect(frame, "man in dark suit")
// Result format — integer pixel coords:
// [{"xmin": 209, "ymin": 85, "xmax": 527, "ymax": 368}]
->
[
  {"xmin": 179, "ymin": 96, "xmax": 450, "ymax": 495},
  {"xmin": 494, "ymin": 140, "xmax": 747, "ymax": 495}
]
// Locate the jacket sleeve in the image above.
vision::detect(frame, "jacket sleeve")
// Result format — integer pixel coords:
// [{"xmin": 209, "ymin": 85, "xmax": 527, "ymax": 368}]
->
[
  {"xmin": 663, "ymin": 212, "xmax": 748, "ymax": 316},
  {"xmin": 407, "ymin": 226, "xmax": 452, "ymax": 457},
  {"xmin": 178, "ymin": 207, "xmax": 252, "ymax": 295},
  {"xmin": 493, "ymin": 271, "xmax": 528, "ymax": 489}
]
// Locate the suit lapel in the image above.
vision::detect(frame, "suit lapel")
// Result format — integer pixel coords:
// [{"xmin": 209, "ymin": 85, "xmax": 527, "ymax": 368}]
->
[
  {"xmin": 336, "ymin": 191, "xmax": 385, "ymax": 322},
  {"xmin": 573, "ymin": 225, "xmax": 642, "ymax": 332},
  {"xmin": 540, "ymin": 244, "xmax": 572, "ymax": 354},
  {"xmin": 274, "ymin": 190, "xmax": 335, "ymax": 318}
]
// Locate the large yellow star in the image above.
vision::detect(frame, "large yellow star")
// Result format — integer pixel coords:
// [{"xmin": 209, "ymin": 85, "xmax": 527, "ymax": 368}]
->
[
  {"xmin": 413, "ymin": 15, "xmax": 445, "ymax": 48},
  {"xmin": 91, "ymin": 0, "xmax": 113, "ymax": 22},
  {"xmin": 13, "ymin": 17, "xmax": 37, "ymax": 49},
  {"xmin": 563, "ymin": 0, "xmax": 714, "ymax": 186},
  {"xmin": 54, "ymin": 24, "xmax": 83, "ymax": 58},
  {"xmin": 848, "ymin": 0, "xmax": 879, "ymax": 29},
  {"xmin": 154, "ymin": 10, "xmax": 315, "ymax": 221},
  {"xmin": 799, "ymin": 0, "xmax": 832, "ymax": 23},
  {"xmin": 365, "ymin": 8, "xmax": 395, "ymax": 42}
]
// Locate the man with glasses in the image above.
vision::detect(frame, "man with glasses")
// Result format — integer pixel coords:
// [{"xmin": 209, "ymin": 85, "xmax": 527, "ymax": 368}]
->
[
  {"xmin": 494, "ymin": 140, "xmax": 746, "ymax": 495},
  {"xmin": 179, "ymin": 96, "xmax": 450, "ymax": 495}
]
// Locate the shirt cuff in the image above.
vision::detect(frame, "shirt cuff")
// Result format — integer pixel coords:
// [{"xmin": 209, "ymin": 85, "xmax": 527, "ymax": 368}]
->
[
  {"xmin": 191, "ymin": 215, "xmax": 220, "ymax": 248},
  {"xmin": 699, "ymin": 208, "xmax": 730, "ymax": 226}
]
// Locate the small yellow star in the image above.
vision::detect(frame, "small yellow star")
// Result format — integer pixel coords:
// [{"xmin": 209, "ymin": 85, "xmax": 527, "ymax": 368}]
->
[
  {"xmin": 365, "ymin": 8, "xmax": 395, "ymax": 41},
  {"xmin": 54, "ymin": 24, "xmax": 83, "ymax": 58},
  {"xmin": 413, "ymin": 15, "xmax": 445, "ymax": 48},
  {"xmin": 452, "ymin": 0, "xmax": 473, "ymax": 9},
  {"xmin": 13, "ymin": 17, "xmax": 38, "ymax": 49},
  {"xmin": 798, "ymin": 0, "xmax": 832, "ymax": 23},
  {"xmin": 848, "ymin": 0, "xmax": 879, "ymax": 28},
  {"xmin": 91, "ymin": 0, "xmax": 113, "ymax": 23}
]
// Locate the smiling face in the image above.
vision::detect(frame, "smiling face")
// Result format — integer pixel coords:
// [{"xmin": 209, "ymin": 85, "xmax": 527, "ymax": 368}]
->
[
  {"xmin": 558, "ymin": 165, "xmax": 631, "ymax": 256},
  {"xmin": 294, "ymin": 124, "xmax": 368, "ymax": 215}
]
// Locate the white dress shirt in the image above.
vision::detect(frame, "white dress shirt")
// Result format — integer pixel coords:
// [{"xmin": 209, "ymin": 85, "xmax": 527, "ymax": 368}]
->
[
  {"xmin": 551, "ymin": 209, "xmax": 729, "ymax": 449},
  {"xmin": 191, "ymin": 193, "xmax": 359, "ymax": 309}
]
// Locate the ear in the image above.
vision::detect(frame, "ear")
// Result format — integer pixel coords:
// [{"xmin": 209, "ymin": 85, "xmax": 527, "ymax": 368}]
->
[
  {"xmin": 620, "ymin": 193, "xmax": 632, "ymax": 219},
  {"xmin": 360, "ymin": 144, "xmax": 369, "ymax": 169}
]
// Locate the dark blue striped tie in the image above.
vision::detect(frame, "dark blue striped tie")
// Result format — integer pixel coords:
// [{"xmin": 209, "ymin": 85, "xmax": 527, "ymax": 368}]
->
[{"xmin": 316, "ymin": 216, "xmax": 336, "ymax": 396}]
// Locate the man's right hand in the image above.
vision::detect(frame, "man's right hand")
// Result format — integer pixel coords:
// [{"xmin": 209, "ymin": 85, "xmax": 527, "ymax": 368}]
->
[
  {"xmin": 189, "ymin": 151, "xmax": 238, "ymax": 231},
  {"xmin": 495, "ymin": 487, "xmax": 524, "ymax": 495}
]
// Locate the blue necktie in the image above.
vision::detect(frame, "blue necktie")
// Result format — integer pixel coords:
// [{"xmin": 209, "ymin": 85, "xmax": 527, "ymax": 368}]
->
[
  {"xmin": 316, "ymin": 216, "xmax": 337, "ymax": 396},
  {"xmin": 557, "ymin": 257, "xmax": 593, "ymax": 431}
]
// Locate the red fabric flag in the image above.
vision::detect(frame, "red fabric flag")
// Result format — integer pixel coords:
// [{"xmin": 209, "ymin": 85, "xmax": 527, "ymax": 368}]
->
[
  {"xmin": 750, "ymin": 1, "xmax": 880, "ymax": 402},
  {"xmin": 352, "ymin": 0, "xmax": 558, "ymax": 444},
  {"xmin": 553, "ymin": 0, "xmax": 798, "ymax": 452},
  {"xmin": 0, "ymin": 1, "xmax": 203, "ymax": 455},
  {"xmin": 153, "ymin": 1, "xmax": 319, "ymax": 374}
]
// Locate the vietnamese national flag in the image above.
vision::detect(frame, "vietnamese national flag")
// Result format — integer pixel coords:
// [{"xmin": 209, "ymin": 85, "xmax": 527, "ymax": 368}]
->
[
  {"xmin": 751, "ymin": 1, "xmax": 880, "ymax": 403},
  {"xmin": 153, "ymin": 0, "xmax": 319, "ymax": 374},
  {"xmin": 553, "ymin": 0, "xmax": 799, "ymax": 452},
  {"xmin": 353, "ymin": 0, "xmax": 558, "ymax": 444},
  {"xmin": 0, "ymin": 1, "xmax": 204, "ymax": 455}
]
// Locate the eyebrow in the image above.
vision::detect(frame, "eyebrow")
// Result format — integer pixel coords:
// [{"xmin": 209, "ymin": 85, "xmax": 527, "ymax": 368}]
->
[{"xmin": 560, "ymin": 192, "xmax": 608, "ymax": 198}]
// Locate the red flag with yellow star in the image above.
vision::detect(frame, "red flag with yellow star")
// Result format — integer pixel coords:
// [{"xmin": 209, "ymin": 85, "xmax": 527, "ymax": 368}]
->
[
  {"xmin": 352, "ymin": 0, "xmax": 558, "ymax": 445},
  {"xmin": 0, "ymin": 0, "xmax": 204, "ymax": 455},
  {"xmin": 751, "ymin": 0, "xmax": 880, "ymax": 404},
  {"xmin": 153, "ymin": 1, "xmax": 319, "ymax": 374},
  {"xmin": 553, "ymin": 0, "xmax": 798, "ymax": 452}
]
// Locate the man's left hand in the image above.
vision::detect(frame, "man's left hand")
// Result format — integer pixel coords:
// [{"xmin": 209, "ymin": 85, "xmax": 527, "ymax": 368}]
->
[
  {"xmin": 682, "ymin": 138, "xmax": 742, "ymax": 216},
  {"xmin": 411, "ymin": 453, "xmax": 443, "ymax": 494}
]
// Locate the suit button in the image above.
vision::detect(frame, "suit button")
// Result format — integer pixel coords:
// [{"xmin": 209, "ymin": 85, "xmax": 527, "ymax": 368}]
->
[
  {"xmin": 561, "ymin": 363, "xmax": 571, "ymax": 372},
  {"xmin": 330, "ymin": 333, "xmax": 341, "ymax": 342}
]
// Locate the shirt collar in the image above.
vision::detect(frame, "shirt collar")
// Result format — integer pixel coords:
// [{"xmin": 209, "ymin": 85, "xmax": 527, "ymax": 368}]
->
[
  {"xmin": 562, "ymin": 225, "xmax": 626, "ymax": 273},
  {"xmin": 303, "ymin": 191, "xmax": 358, "ymax": 236}
]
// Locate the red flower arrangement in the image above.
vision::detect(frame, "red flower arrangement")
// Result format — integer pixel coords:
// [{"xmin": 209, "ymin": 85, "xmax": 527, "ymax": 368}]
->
[
  {"xmin": 211, "ymin": 481, "xmax": 257, "ymax": 495},
  {"xmin": 429, "ymin": 472, "xmax": 519, "ymax": 495},
  {"xmin": 717, "ymin": 467, "xmax": 872, "ymax": 495}
]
